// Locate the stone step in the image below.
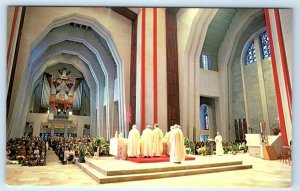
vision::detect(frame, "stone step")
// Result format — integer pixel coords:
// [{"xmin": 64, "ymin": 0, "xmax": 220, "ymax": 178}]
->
[
  {"xmin": 85, "ymin": 159, "xmax": 244, "ymax": 176},
  {"xmin": 77, "ymin": 162, "xmax": 252, "ymax": 184}
]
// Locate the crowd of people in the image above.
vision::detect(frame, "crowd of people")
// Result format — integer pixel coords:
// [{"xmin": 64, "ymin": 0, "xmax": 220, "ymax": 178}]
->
[
  {"xmin": 49, "ymin": 136, "xmax": 93, "ymax": 164},
  {"xmin": 6, "ymin": 135, "xmax": 111, "ymax": 166},
  {"xmin": 6, "ymin": 130, "xmax": 248, "ymax": 166},
  {"xmin": 6, "ymin": 137, "xmax": 47, "ymax": 166}
]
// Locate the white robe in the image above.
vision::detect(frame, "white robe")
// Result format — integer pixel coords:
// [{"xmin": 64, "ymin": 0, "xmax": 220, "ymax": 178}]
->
[
  {"xmin": 152, "ymin": 127, "xmax": 164, "ymax": 156},
  {"xmin": 127, "ymin": 127, "xmax": 140, "ymax": 157},
  {"xmin": 140, "ymin": 128, "xmax": 154, "ymax": 157},
  {"xmin": 215, "ymin": 135, "xmax": 223, "ymax": 156},
  {"xmin": 169, "ymin": 128, "xmax": 185, "ymax": 162},
  {"xmin": 164, "ymin": 131, "xmax": 171, "ymax": 155}
]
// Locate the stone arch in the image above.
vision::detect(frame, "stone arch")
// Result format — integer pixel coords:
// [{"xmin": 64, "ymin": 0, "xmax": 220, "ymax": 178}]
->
[
  {"xmin": 32, "ymin": 52, "xmax": 100, "ymax": 136},
  {"xmin": 178, "ymin": 8, "xmax": 265, "ymax": 141},
  {"xmin": 218, "ymin": 9, "xmax": 265, "ymax": 140},
  {"xmin": 8, "ymin": 13, "xmax": 127, "ymax": 138},
  {"xmin": 179, "ymin": 9, "xmax": 218, "ymax": 139}
]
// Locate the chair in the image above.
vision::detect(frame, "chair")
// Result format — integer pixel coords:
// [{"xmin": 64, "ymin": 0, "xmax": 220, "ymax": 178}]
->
[{"xmin": 279, "ymin": 146, "xmax": 291, "ymax": 165}]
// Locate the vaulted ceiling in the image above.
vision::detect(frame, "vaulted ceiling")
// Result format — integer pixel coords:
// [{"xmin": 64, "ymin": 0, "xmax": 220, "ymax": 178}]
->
[
  {"xmin": 44, "ymin": 60, "xmax": 84, "ymax": 79},
  {"xmin": 201, "ymin": 8, "xmax": 238, "ymax": 71}
]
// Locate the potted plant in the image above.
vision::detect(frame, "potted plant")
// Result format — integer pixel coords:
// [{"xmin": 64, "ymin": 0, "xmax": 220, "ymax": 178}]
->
[
  {"xmin": 197, "ymin": 147, "xmax": 206, "ymax": 156},
  {"xmin": 16, "ymin": 155, "xmax": 25, "ymax": 164},
  {"xmin": 78, "ymin": 144, "xmax": 87, "ymax": 163},
  {"xmin": 272, "ymin": 127, "xmax": 279, "ymax": 135},
  {"xmin": 223, "ymin": 146, "xmax": 231, "ymax": 154},
  {"xmin": 184, "ymin": 137, "xmax": 195, "ymax": 155},
  {"xmin": 231, "ymin": 144, "xmax": 239, "ymax": 155},
  {"xmin": 99, "ymin": 137, "xmax": 110, "ymax": 156}
]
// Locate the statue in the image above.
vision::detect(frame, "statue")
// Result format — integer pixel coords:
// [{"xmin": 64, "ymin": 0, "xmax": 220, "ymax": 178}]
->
[
  {"xmin": 214, "ymin": 132, "xmax": 223, "ymax": 156},
  {"xmin": 242, "ymin": 118, "xmax": 247, "ymax": 139},
  {"xmin": 238, "ymin": 119, "xmax": 242, "ymax": 140},
  {"xmin": 234, "ymin": 119, "xmax": 238, "ymax": 141}
]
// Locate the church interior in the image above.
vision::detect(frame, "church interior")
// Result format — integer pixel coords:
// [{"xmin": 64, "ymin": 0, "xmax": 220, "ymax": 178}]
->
[{"xmin": 5, "ymin": 7, "xmax": 292, "ymax": 188}]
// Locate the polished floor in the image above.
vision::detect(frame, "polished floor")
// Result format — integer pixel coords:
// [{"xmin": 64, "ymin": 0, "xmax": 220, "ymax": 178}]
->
[{"xmin": 6, "ymin": 148, "xmax": 291, "ymax": 188}]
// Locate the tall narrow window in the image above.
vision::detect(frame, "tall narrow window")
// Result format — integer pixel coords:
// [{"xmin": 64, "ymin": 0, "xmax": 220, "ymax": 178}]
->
[
  {"xmin": 200, "ymin": 104, "xmax": 209, "ymax": 130},
  {"xmin": 201, "ymin": 54, "xmax": 210, "ymax": 70},
  {"xmin": 245, "ymin": 41, "xmax": 257, "ymax": 65},
  {"xmin": 259, "ymin": 31, "xmax": 271, "ymax": 59}
]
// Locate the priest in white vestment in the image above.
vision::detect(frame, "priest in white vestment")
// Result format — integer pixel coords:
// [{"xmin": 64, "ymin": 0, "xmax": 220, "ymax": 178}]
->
[
  {"xmin": 169, "ymin": 125, "xmax": 185, "ymax": 163},
  {"xmin": 127, "ymin": 125, "xmax": 140, "ymax": 158},
  {"xmin": 140, "ymin": 125, "xmax": 154, "ymax": 157},
  {"xmin": 164, "ymin": 126, "xmax": 174, "ymax": 155},
  {"xmin": 152, "ymin": 124, "xmax": 164, "ymax": 156},
  {"xmin": 214, "ymin": 132, "xmax": 223, "ymax": 156}
]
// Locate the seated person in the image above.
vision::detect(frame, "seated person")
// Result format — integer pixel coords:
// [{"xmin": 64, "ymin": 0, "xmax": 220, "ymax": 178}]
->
[
  {"xmin": 63, "ymin": 147, "xmax": 70, "ymax": 164},
  {"xmin": 69, "ymin": 148, "xmax": 75, "ymax": 164},
  {"xmin": 19, "ymin": 146, "xmax": 26, "ymax": 156},
  {"xmin": 40, "ymin": 152, "xmax": 46, "ymax": 166},
  {"xmin": 34, "ymin": 147, "xmax": 40, "ymax": 160}
]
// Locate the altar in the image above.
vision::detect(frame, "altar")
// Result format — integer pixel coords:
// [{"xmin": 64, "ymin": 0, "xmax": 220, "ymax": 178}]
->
[
  {"xmin": 109, "ymin": 138, "xmax": 128, "ymax": 159},
  {"xmin": 245, "ymin": 134, "xmax": 263, "ymax": 158},
  {"xmin": 109, "ymin": 138, "xmax": 169, "ymax": 160}
]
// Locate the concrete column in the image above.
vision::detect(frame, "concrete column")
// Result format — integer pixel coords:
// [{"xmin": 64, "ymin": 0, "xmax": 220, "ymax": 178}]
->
[
  {"xmin": 76, "ymin": 123, "xmax": 83, "ymax": 137},
  {"xmin": 32, "ymin": 123, "xmax": 40, "ymax": 137},
  {"xmin": 51, "ymin": 123, "xmax": 54, "ymax": 136},
  {"xmin": 254, "ymin": 39, "xmax": 270, "ymax": 135},
  {"xmin": 156, "ymin": 8, "xmax": 168, "ymax": 134},
  {"xmin": 64, "ymin": 123, "xmax": 68, "ymax": 138},
  {"xmin": 135, "ymin": 8, "xmax": 169, "ymax": 133}
]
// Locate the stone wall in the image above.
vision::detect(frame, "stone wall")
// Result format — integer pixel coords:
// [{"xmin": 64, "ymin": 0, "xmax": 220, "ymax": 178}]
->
[
  {"xmin": 262, "ymin": 59, "xmax": 279, "ymax": 129},
  {"xmin": 244, "ymin": 63, "xmax": 264, "ymax": 133}
]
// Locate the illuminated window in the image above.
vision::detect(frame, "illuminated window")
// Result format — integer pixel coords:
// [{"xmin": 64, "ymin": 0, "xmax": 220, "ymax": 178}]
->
[
  {"xmin": 259, "ymin": 31, "xmax": 271, "ymax": 59},
  {"xmin": 201, "ymin": 54, "xmax": 210, "ymax": 70},
  {"xmin": 245, "ymin": 41, "xmax": 257, "ymax": 65}
]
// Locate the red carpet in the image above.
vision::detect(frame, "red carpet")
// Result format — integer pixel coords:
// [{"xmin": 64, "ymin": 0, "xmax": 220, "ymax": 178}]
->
[{"xmin": 126, "ymin": 155, "xmax": 195, "ymax": 163}]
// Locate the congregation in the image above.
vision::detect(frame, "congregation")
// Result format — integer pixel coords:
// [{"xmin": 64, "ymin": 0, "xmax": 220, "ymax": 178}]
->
[
  {"xmin": 6, "ymin": 130, "xmax": 247, "ymax": 166},
  {"xmin": 6, "ymin": 137, "xmax": 46, "ymax": 166},
  {"xmin": 49, "ymin": 136, "xmax": 82, "ymax": 164}
]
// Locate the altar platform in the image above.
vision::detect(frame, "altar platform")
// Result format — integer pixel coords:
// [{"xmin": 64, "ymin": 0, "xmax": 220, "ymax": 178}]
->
[{"xmin": 77, "ymin": 155, "xmax": 252, "ymax": 184}]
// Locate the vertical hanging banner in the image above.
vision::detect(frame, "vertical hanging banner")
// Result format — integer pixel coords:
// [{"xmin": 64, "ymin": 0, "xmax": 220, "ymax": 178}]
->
[
  {"xmin": 274, "ymin": 9, "xmax": 292, "ymax": 119},
  {"xmin": 153, "ymin": 8, "xmax": 158, "ymax": 124},
  {"xmin": 141, "ymin": 8, "xmax": 146, "ymax": 131},
  {"xmin": 264, "ymin": 9, "xmax": 288, "ymax": 146}
]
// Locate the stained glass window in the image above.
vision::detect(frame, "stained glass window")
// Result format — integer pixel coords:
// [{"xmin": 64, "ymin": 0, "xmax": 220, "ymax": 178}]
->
[
  {"xmin": 259, "ymin": 31, "xmax": 271, "ymax": 59},
  {"xmin": 200, "ymin": 104, "xmax": 209, "ymax": 130},
  {"xmin": 245, "ymin": 41, "xmax": 257, "ymax": 65},
  {"xmin": 201, "ymin": 54, "xmax": 210, "ymax": 70}
]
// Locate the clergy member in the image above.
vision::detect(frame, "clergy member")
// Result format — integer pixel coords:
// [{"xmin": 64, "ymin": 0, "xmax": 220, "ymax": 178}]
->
[
  {"xmin": 214, "ymin": 132, "xmax": 223, "ymax": 156},
  {"xmin": 169, "ymin": 125, "xmax": 185, "ymax": 163},
  {"xmin": 152, "ymin": 124, "xmax": 164, "ymax": 157},
  {"xmin": 140, "ymin": 125, "xmax": 154, "ymax": 158},
  {"xmin": 164, "ymin": 126, "xmax": 174, "ymax": 155},
  {"xmin": 127, "ymin": 125, "xmax": 140, "ymax": 158}
]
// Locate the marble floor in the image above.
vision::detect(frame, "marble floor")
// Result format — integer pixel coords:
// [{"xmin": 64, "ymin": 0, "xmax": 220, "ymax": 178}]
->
[{"xmin": 5, "ymin": 149, "xmax": 292, "ymax": 188}]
